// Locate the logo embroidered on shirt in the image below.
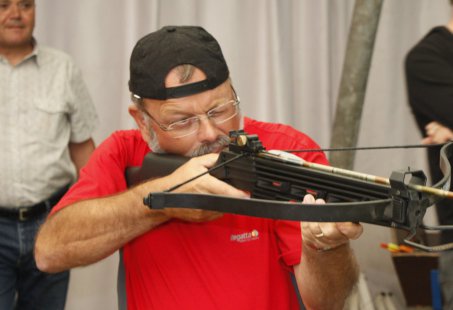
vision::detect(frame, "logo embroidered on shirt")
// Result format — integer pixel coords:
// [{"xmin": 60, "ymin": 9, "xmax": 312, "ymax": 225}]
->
[{"xmin": 230, "ymin": 229, "xmax": 259, "ymax": 243}]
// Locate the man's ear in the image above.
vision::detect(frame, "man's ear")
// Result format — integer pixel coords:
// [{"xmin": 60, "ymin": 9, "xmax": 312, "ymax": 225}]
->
[{"xmin": 128, "ymin": 104, "xmax": 152, "ymax": 142}]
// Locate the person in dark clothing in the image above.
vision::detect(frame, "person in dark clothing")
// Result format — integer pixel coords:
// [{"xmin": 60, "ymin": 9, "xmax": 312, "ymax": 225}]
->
[{"xmin": 405, "ymin": 1, "xmax": 453, "ymax": 307}]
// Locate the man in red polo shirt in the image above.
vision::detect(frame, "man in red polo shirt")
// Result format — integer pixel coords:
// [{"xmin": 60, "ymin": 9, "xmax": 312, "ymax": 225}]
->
[{"xmin": 35, "ymin": 26, "xmax": 362, "ymax": 309}]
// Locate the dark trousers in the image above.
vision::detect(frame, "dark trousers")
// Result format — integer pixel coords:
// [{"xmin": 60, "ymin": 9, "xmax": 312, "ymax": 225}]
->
[
  {"xmin": 0, "ymin": 212, "xmax": 69, "ymax": 310},
  {"xmin": 0, "ymin": 187, "xmax": 70, "ymax": 310}
]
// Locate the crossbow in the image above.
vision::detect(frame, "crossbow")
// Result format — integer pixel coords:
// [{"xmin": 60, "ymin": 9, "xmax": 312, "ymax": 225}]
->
[{"xmin": 126, "ymin": 130, "xmax": 453, "ymax": 251}]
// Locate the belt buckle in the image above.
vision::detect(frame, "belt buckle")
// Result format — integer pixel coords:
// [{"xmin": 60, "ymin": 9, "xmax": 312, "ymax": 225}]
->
[{"xmin": 19, "ymin": 208, "xmax": 28, "ymax": 221}]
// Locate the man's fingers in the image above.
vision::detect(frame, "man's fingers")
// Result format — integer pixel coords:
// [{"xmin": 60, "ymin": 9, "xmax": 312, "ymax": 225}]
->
[
  {"xmin": 300, "ymin": 195, "xmax": 363, "ymax": 250},
  {"xmin": 336, "ymin": 222, "xmax": 363, "ymax": 240},
  {"xmin": 192, "ymin": 153, "xmax": 220, "ymax": 168},
  {"xmin": 302, "ymin": 194, "xmax": 315, "ymax": 204}
]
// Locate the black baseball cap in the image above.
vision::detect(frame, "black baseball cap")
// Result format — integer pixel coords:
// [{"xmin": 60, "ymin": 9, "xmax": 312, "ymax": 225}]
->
[{"xmin": 129, "ymin": 26, "xmax": 230, "ymax": 100}]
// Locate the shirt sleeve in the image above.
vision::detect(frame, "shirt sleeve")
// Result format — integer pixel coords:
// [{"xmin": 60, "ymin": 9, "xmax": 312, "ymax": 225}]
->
[
  {"xmin": 66, "ymin": 60, "xmax": 99, "ymax": 143},
  {"xmin": 405, "ymin": 41, "xmax": 453, "ymax": 129}
]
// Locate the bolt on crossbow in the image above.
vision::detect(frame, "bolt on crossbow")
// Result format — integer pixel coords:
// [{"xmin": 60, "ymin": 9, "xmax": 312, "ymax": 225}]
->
[{"xmin": 126, "ymin": 130, "xmax": 453, "ymax": 252}]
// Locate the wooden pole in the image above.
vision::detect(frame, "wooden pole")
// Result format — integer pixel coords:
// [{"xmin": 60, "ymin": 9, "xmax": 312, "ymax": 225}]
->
[{"xmin": 329, "ymin": 0, "xmax": 384, "ymax": 169}]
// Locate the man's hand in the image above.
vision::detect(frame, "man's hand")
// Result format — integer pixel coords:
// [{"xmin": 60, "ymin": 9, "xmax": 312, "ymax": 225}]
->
[
  {"xmin": 423, "ymin": 121, "xmax": 453, "ymax": 144},
  {"xmin": 296, "ymin": 194, "xmax": 361, "ymax": 309},
  {"xmin": 300, "ymin": 194, "xmax": 363, "ymax": 251},
  {"xmin": 157, "ymin": 153, "xmax": 249, "ymax": 222}
]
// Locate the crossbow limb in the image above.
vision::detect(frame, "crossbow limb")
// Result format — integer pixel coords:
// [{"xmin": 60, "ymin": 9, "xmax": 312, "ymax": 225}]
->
[{"xmin": 126, "ymin": 130, "xmax": 453, "ymax": 252}]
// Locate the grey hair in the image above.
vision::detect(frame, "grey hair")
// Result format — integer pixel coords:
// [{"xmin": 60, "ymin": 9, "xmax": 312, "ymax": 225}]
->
[
  {"xmin": 131, "ymin": 64, "xmax": 196, "ymax": 110},
  {"xmin": 176, "ymin": 64, "xmax": 196, "ymax": 83}
]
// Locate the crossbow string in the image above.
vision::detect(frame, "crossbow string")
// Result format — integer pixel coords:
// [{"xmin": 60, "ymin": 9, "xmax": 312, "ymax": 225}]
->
[{"xmin": 126, "ymin": 130, "xmax": 453, "ymax": 251}]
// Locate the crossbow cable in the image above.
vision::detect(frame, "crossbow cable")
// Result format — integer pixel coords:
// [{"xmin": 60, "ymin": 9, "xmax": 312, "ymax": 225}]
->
[{"xmin": 126, "ymin": 130, "xmax": 453, "ymax": 251}]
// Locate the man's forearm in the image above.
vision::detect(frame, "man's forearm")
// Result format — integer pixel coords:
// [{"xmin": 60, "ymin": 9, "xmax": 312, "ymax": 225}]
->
[
  {"xmin": 35, "ymin": 154, "xmax": 235, "ymax": 273},
  {"xmin": 35, "ymin": 180, "xmax": 171, "ymax": 273},
  {"xmin": 69, "ymin": 138, "xmax": 96, "ymax": 173},
  {"xmin": 295, "ymin": 243, "xmax": 359, "ymax": 310}
]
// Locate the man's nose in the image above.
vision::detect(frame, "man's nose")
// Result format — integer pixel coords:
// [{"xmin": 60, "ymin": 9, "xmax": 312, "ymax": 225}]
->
[
  {"xmin": 7, "ymin": 4, "xmax": 22, "ymax": 19},
  {"xmin": 197, "ymin": 117, "xmax": 219, "ymax": 143}
]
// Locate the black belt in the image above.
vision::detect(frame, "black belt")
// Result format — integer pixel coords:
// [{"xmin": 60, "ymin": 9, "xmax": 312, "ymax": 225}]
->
[{"xmin": 0, "ymin": 184, "xmax": 69, "ymax": 221}]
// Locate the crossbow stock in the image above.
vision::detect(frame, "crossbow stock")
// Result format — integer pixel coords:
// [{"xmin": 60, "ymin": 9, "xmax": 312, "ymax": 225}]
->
[{"xmin": 126, "ymin": 130, "xmax": 453, "ymax": 252}]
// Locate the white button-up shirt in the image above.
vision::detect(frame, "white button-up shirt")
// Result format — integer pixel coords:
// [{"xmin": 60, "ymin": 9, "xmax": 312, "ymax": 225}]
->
[{"xmin": 0, "ymin": 43, "xmax": 98, "ymax": 207}]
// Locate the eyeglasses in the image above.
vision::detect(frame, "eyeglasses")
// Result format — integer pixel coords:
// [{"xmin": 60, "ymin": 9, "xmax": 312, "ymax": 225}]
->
[{"xmin": 133, "ymin": 92, "xmax": 240, "ymax": 139}]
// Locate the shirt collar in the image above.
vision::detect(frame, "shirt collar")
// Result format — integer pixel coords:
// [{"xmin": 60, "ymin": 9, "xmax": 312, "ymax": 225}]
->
[
  {"xmin": 24, "ymin": 37, "xmax": 40, "ymax": 65},
  {"xmin": 0, "ymin": 38, "xmax": 39, "ymax": 66}
]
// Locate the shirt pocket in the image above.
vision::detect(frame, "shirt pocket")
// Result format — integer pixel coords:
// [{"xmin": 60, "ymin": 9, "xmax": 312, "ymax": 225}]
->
[
  {"xmin": 29, "ymin": 98, "xmax": 69, "ymax": 138},
  {"xmin": 33, "ymin": 97, "xmax": 69, "ymax": 114}
]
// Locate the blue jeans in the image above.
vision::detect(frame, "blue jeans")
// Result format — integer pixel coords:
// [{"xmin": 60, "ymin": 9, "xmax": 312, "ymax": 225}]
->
[{"xmin": 0, "ymin": 212, "xmax": 69, "ymax": 310}]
